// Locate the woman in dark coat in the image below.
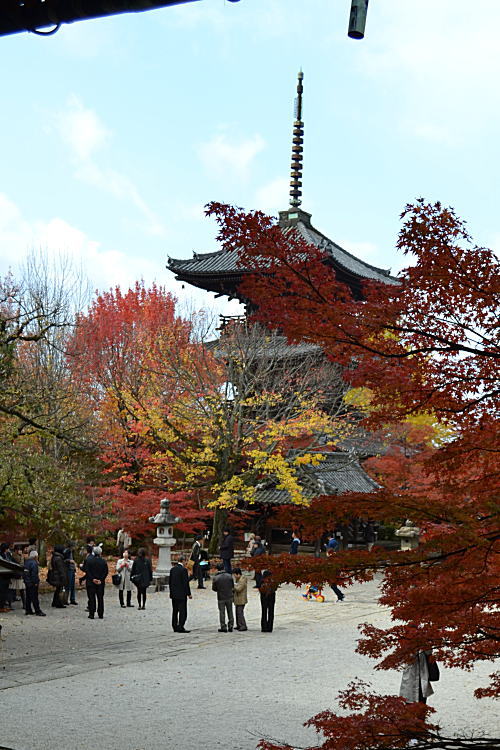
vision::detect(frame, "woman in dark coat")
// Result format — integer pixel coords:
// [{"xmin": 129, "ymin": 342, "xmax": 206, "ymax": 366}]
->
[
  {"xmin": 258, "ymin": 569, "xmax": 277, "ymax": 633},
  {"xmin": 130, "ymin": 547, "xmax": 153, "ymax": 610},
  {"xmin": 50, "ymin": 545, "xmax": 68, "ymax": 608}
]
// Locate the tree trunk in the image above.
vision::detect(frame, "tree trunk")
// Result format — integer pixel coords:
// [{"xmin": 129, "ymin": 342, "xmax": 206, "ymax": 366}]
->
[
  {"xmin": 314, "ymin": 536, "xmax": 322, "ymax": 558},
  {"xmin": 209, "ymin": 506, "xmax": 228, "ymax": 556}
]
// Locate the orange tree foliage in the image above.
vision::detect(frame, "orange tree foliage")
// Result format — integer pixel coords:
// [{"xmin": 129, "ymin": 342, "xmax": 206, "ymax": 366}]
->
[
  {"xmin": 71, "ymin": 284, "xmax": 345, "ymax": 543},
  {"xmin": 206, "ymin": 200, "xmax": 499, "ymax": 748},
  {"xmin": 70, "ymin": 282, "xmax": 210, "ymax": 536}
]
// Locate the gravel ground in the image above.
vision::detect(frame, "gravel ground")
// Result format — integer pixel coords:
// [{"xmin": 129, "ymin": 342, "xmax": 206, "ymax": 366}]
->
[{"xmin": 0, "ymin": 575, "xmax": 497, "ymax": 750}]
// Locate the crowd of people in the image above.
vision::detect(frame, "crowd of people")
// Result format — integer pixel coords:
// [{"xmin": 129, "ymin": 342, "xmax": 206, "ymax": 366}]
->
[
  {"xmin": 1, "ymin": 526, "xmax": 438, "ymax": 708},
  {"xmin": 0, "ymin": 526, "xmax": 343, "ymax": 630},
  {"xmin": 0, "ymin": 537, "xmax": 151, "ymax": 619},
  {"xmin": 1, "ymin": 539, "xmax": 46, "ymax": 615}
]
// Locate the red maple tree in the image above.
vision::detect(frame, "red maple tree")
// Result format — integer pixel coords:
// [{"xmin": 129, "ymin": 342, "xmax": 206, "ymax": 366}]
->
[
  {"xmin": 206, "ymin": 200, "xmax": 499, "ymax": 749},
  {"xmin": 70, "ymin": 282, "xmax": 210, "ymax": 538}
]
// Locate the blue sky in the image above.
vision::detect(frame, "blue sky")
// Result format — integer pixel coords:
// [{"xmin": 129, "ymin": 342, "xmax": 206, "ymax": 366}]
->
[{"xmin": 1, "ymin": 0, "xmax": 499, "ymax": 316}]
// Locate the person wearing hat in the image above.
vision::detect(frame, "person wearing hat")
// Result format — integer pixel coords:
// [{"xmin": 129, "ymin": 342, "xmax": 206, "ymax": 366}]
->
[{"xmin": 83, "ymin": 546, "xmax": 108, "ymax": 619}]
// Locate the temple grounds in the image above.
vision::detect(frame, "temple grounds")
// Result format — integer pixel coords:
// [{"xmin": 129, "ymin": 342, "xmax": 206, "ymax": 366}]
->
[{"xmin": 0, "ymin": 576, "xmax": 496, "ymax": 750}]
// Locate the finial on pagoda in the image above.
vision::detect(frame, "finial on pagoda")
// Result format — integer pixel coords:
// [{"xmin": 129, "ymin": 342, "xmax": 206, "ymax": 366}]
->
[{"xmin": 289, "ymin": 71, "xmax": 304, "ymax": 208}]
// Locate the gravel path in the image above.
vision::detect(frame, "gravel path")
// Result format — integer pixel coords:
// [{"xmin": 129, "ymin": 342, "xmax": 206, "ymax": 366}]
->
[{"xmin": 0, "ymin": 575, "xmax": 497, "ymax": 750}]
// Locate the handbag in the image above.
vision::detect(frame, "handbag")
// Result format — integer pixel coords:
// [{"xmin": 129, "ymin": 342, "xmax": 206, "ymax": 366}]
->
[
  {"xmin": 46, "ymin": 568, "xmax": 56, "ymax": 586},
  {"xmin": 426, "ymin": 655, "xmax": 440, "ymax": 682},
  {"xmin": 112, "ymin": 573, "xmax": 122, "ymax": 586},
  {"xmin": 131, "ymin": 573, "xmax": 142, "ymax": 585}
]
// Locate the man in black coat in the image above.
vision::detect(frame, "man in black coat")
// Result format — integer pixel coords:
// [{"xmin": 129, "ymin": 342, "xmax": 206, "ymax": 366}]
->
[
  {"xmin": 169, "ymin": 556, "xmax": 192, "ymax": 633},
  {"xmin": 50, "ymin": 545, "xmax": 69, "ymax": 608},
  {"xmin": 83, "ymin": 546, "xmax": 108, "ymax": 619},
  {"xmin": 219, "ymin": 529, "xmax": 234, "ymax": 573},
  {"xmin": 259, "ymin": 569, "xmax": 277, "ymax": 633},
  {"xmin": 24, "ymin": 550, "xmax": 46, "ymax": 616}
]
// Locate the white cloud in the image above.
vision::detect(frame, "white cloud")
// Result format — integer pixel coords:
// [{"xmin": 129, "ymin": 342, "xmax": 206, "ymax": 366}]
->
[
  {"xmin": 198, "ymin": 131, "xmax": 266, "ymax": 180},
  {"xmin": 56, "ymin": 21, "xmax": 115, "ymax": 60},
  {"xmin": 0, "ymin": 192, "xmax": 159, "ymax": 294},
  {"xmin": 56, "ymin": 94, "xmax": 110, "ymax": 161},
  {"xmin": 254, "ymin": 177, "xmax": 289, "ymax": 214},
  {"xmin": 0, "ymin": 192, "xmax": 246, "ymax": 321},
  {"xmin": 358, "ymin": 0, "xmax": 500, "ymax": 141},
  {"xmin": 53, "ymin": 96, "xmax": 165, "ymax": 236},
  {"xmin": 0, "ymin": 193, "xmax": 33, "ymax": 266},
  {"xmin": 339, "ymin": 237, "xmax": 406, "ymax": 275}
]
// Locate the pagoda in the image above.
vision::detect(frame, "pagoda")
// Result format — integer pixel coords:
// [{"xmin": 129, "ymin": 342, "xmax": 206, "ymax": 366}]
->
[
  {"xmin": 168, "ymin": 72, "xmax": 396, "ymax": 306},
  {"xmin": 166, "ymin": 73, "xmax": 388, "ymax": 546}
]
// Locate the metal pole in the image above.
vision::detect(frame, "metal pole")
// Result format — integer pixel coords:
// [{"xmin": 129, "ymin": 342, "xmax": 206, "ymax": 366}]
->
[{"xmin": 348, "ymin": 0, "xmax": 369, "ymax": 40}]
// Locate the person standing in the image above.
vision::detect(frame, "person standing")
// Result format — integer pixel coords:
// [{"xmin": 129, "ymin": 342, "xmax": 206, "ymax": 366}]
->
[
  {"xmin": 116, "ymin": 549, "xmax": 134, "ymax": 607},
  {"xmin": 49, "ymin": 545, "xmax": 68, "ymax": 609},
  {"xmin": 190, "ymin": 535, "xmax": 205, "ymax": 589},
  {"xmin": 27, "ymin": 537, "xmax": 37, "ymax": 555},
  {"xmin": 9, "ymin": 545, "xmax": 26, "ymax": 609},
  {"xmin": 63, "ymin": 542, "xmax": 78, "ymax": 605},
  {"xmin": 169, "ymin": 556, "xmax": 192, "ymax": 633},
  {"xmin": 219, "ymin": 529, "xmax": 234, "ymax": 574},
  {"xmin": 130, "ymin": 547, "xmax": 153, "ymax": 610},
  {"xmin": 79, "ymin": 544, "xmax": 94, "ymax": 612},
  {"xmin": 116, "ymin": 528, "xmax": 132, "ymax": 557},
  {"xmin": 23, "ymin": 551, "xmax": 45, "ymax": 616},
  {"xmin": 399, "ymin": 651, "xmax": 436, "ymax": 704},
  {"xmin": 0, "ymin": 543, "xmax": 13, "ymax": 611},
  {"xmin": 84, "ymin": 546, "xmax": 108, "ymax": 619},
  {"xmin": 233, "ymin": 567, "xmax": 248, "ymax": 631},
  {"xmin": 290, "ymin": 532, "xmax": 301, "ymax": 555},
  {"xmin": 326, "ymin": 534, "xmax": 345, "ymax": 601},
  {"xmin": 212, "ymin": 562, "xmax": 234, "ymax": 632},
  {"xmin": 245, "ymin": 533, "xmax": 256, "ymax": 556},
  {"xmin": 363, "ymin": 521, "xmax": 376, "ymax": 552},
  {"xmin": 259, "ymin": 569, "xmax": 277, "ymax": 633},
  {"xmin": 251, "ymin": 536, "xmax": 266, "ymax": 588}
]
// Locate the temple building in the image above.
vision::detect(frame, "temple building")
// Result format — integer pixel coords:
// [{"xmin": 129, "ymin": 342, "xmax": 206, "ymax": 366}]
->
[{"xmin": 167, "ymin": 73, "xmax": 392, "ymax": 546}]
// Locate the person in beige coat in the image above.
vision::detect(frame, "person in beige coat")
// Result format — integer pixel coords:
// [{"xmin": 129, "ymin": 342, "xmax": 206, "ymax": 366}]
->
[{"xmin": 233, "ymin": 567, "xmax": 248, "ymax": 631}]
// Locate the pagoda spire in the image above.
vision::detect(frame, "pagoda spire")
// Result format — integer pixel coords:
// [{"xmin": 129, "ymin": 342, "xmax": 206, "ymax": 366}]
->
[{"xmin": 289, "ymin": 71, "xmax": 304, "ymax": 208}]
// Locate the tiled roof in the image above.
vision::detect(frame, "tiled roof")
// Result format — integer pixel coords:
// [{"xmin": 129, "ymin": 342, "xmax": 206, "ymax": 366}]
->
[
  {"xmin": 213, "ymin": 334, "xmax": 322, "ymax": 360},
  {"xmin": 336, "ymin": 427, "xmax": 390, "ymax": 459},
  {"xmin": 253, "ymin": 452, "xmax": 379, "ymax": 506},
  {"xmin": 167, "ymin": 215, "xmax": 397, "ymax": 285},
  {"xmin": 168, "ymin": 248, "xmax": 242, "ymax": 276},
  {"xmin": 296, "ymin": 223, "xmax": 397, "ymax": 284}
]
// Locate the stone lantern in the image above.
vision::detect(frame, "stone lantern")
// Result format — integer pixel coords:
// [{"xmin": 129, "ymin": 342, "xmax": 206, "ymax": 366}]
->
[
  {"xmin": 149, "ymin": 497, "xmax": 181, "ymax": 585},
  {"xmin": 395, "ymin": 520, "xmax": 420, "ymax": 551}
]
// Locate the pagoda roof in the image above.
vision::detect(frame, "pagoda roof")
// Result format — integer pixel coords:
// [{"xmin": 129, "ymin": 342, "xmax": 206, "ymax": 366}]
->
[
  {"xmin": 253, "ymin": 452, "xmax": 379, "ymax": 505},
  {"xmin": 167, "ymin": 208, "xmax": 397, "ymax": 294}
]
